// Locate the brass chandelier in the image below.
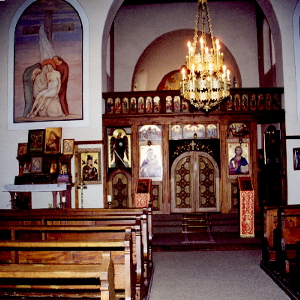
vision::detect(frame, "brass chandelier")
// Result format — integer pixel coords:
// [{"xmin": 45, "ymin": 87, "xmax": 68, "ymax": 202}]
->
[{"xmin": 180, "ymin": 0, "xmax": 230, "ymax": 112}]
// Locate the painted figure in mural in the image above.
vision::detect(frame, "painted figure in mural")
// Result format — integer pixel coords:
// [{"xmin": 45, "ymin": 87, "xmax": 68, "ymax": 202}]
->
[
  {"xmin": 229, "ymin": 145, "xmax": 249, "ymax": 175},
  {"xmin": 140, "ymin": 147, "xmax": 161, "ymax": 178},
  {"xmin": 22, "ymin": 62, "xmax": 41, "ymax": 117},
  {"xmin": 27, "ymin": 59, "xmax": 64, "ymax": 118},
  {"xmin": 82, "ymin": 155, "xmax": 98, "ymax": 181},
  {"xmin": 23, "ymin": 25, "xmax": 69, "ymax": 118},
  {"xmin": 32, "ymin": 64, "xmax": 48, "ymax": 98},
  {"xmin": 110, "ymin": 132, "xmax": 129, "ymax": 168},
  {"xmin": 53, "ymin": 55, "xmax": 69, "ymax": 115}
]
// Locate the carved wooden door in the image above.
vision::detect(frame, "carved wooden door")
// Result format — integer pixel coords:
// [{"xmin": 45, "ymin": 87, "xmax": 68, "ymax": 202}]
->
[
  {"xmin": 108, "ymin": 169, "xmax": 132, "ymax": 208},
  {"xmin": 171, "ymin": 151, "xmax": 220, "ymax": 213}
]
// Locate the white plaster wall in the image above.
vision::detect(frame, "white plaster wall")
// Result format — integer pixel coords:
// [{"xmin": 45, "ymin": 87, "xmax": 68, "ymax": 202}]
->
[
  {"xmin": 0, "ymin": 0, "xmax": 114, "ymax": 209},
  {"xmin": 114, "ymin": 1, "xmax": 259, "ymax": 91},
  {"xmin": 269, "ymin": 0, "xmax": 300, "ymax": 204}
]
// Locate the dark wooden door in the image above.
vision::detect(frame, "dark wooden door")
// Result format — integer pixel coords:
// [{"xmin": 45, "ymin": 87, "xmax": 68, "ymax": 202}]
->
[{"xmin": 171, "ymin": 151, "xmax": 220, "ymax": 213}]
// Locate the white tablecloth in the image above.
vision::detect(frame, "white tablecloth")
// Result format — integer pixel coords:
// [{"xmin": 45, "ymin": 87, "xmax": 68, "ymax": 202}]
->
[{"xmin": 2, "ymin": 183, "xmax": 68, "ymax": 193}]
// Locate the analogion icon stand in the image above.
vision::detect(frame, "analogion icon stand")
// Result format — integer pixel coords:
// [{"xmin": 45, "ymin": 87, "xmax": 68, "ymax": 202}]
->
[{"xmin": 238, "ymin": 176, "xmax": 255, "ymax": 238}]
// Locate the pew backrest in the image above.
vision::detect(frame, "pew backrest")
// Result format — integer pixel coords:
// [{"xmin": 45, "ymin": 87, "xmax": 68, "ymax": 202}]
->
[{"xmin": 0, "ymin": 229, "xmax": 135, "ymax": 300}]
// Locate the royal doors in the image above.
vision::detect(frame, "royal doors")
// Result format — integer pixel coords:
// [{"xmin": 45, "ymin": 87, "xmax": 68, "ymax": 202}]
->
[{"xmin": 171, "ymin": 151, "xmax": 220, "ymax": 213}]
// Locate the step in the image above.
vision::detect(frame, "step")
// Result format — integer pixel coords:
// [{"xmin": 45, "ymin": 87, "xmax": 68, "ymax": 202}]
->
[{"xmin": 153, "ymin": 213, "xmax": 262, "ymax": 234}]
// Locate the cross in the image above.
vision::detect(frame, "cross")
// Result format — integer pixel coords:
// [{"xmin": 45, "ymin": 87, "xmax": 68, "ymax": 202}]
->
[
  {"xmin": 22, "ymin": 2, "xmax": 74, "ymax": 44},
  {"xmin": 190, "ymin": 140, "xmax": 196, "ymax": 150},
  {"xmin": 77, "ymin": 177, "xmax": 87, "ymax": 208}
]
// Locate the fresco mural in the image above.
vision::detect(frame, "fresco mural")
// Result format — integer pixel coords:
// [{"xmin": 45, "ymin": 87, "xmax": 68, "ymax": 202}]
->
[{"xmin": 14, "ymin": 0, "xmax": 83, "ymax": 123}]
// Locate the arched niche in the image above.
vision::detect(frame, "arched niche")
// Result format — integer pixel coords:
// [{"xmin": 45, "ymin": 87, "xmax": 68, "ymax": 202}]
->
[{"xmin": 132, "ymin": 29, "xmax": 241, "ymax": 92}]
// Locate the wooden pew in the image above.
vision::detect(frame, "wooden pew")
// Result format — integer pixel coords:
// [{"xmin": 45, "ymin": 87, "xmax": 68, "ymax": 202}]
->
[
  {"xmin": 263, "ymin": 205, "xmax": 300, "ymax": 262},
  {"xmin": 0, "ymin": 207, "xmax": 153, "ymax": 242},
  {"xmin": 0, "ymin": 224, "xmax": 143, "ymax": 300},
  {"xmin": 0, "ymin": 239, "xmax": 123, "ymax": 300},
  {"xmin": 0, "ymin": 206, "xmax": 153, "ymax": 260},
  {"xmin": 277, "ymin": 206, "xmax": 300, "ymax": 275},
  {"xmin": 262, "ymin": 206, "xmax": 279, "ymax": 262},
  {"xmin": 0, "ymin": 206, "xmax": 153, "ymax": 296},
  {"xmin": 262, "ymin": 205, "xmax": 300, "ymax": 278},
  {"xmin": 0, "ymin": 229, "xmax": 134, "ymax": 300}
]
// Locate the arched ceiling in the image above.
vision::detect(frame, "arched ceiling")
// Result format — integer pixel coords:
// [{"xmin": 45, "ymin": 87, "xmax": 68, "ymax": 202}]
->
[{"xmin": 102, "ymin": 0, "xmax": 283, "ymax": 92}]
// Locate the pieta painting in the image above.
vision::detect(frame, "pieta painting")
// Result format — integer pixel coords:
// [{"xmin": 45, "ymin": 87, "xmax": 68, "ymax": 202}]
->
[{"xmin": 14, "ymin": 0, "xmax": 83, "ymax": 123}]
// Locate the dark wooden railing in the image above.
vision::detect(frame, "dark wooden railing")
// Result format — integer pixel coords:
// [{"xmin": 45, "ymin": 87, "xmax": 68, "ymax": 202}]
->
[{"xmin": 102, "ymin": 88, "xmax": 284, "ymax": 115}]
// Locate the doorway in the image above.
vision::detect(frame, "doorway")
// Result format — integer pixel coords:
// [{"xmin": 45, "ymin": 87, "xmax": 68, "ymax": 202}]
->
[{"xmin": 171, "ymin": 151, "xmax": 220, "ymax": 213}]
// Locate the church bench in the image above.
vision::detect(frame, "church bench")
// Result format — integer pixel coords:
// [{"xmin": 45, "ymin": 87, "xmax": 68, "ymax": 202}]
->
[
  {"xmin": 262, "ymin": 205, "xmax": 300, "ymax": 263},
  {"xmin": 0, "ymin": 241, "xmax": 117, "ymax": 300},
  {"xmin": 0, "ymin": 225, "xmax": 142, "ymax": 300},
  {"xmin": 276, "ymin": 207, "xmax": 300, "ymax": 275},
  {"xmin": 262, "ymin": 206, "xmax": 279, "ymax": 262},
  {"xmin": 262, "ymin": 205, "xmax": 300, "ymax": 278},
  {"xmin": 0, "ymin": 207, "xmax": 153, "ymax": 254},
  {"xmin": 0, "ymin": 207, "xmax": 153, "ymax": 286},
  {"xmin": 0, "ymin": 207, "xmax": 153, "ymax": 247},
  {"xmin": 0, "ymin": 230, "xmax": 135, "ymax": 300}
]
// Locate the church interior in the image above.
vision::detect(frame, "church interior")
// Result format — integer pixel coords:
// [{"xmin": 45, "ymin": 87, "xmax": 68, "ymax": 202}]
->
[{"xmin": 1, "ymin": 0, "xmax": 300, "ymax": 299}]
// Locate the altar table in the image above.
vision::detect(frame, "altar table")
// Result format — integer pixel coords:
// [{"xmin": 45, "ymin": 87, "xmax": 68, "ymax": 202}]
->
[{"xmin": 2, "ymin": 183, "xmax": 71, "ymax": 209}]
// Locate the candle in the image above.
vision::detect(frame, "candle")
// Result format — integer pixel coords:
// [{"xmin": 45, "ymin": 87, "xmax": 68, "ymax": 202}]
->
[
  {"xmin": 223, "ymin": 65, "xmax": 227, "ymax": 75},
  {"xmin": 181, "ymin": 68, "xmax": 185, "ymax": 80},
  {"xmin": 205, "ymin": 47, "xmax": 208, "ymax": 62},
  {"xmin": 227, "ymin": 69, "xmax": 230, "ymax": 81},
  {"xmin": 192, "ymin": 64, "xmax": 195, "ymax": 91},
  {"xmin": 62, "ymin": 196, "xmax": 66, "ymax": 203},
  {"xmin": 188, "ymin": 41, "xmax": 191, "ymax": 51},
  {"xmin": 181, "ymin": 68, "xmax": 185, "ymax": 94},
  {"xmin": 200, "ymin": 37, "xmax": 204, "ymax": 48},
  {"xmin": 107, "ymin": 195, "xmax": 112, "ymax": 203}
]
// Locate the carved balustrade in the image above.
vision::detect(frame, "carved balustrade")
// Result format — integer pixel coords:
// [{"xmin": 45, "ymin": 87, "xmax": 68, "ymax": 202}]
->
[{"xmin": 102, "ymin": 88, "xmax": 284, "ymax": 116}]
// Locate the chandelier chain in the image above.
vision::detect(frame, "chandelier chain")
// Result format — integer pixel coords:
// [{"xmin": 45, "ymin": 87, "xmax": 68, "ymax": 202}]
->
[
  {"xmin": 204, "ymin": 1, "xmax": 215, "ymax": 52},
  {"xmin": 192, "ymin": 1, "xmax": 201, "ymax": 51}
]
